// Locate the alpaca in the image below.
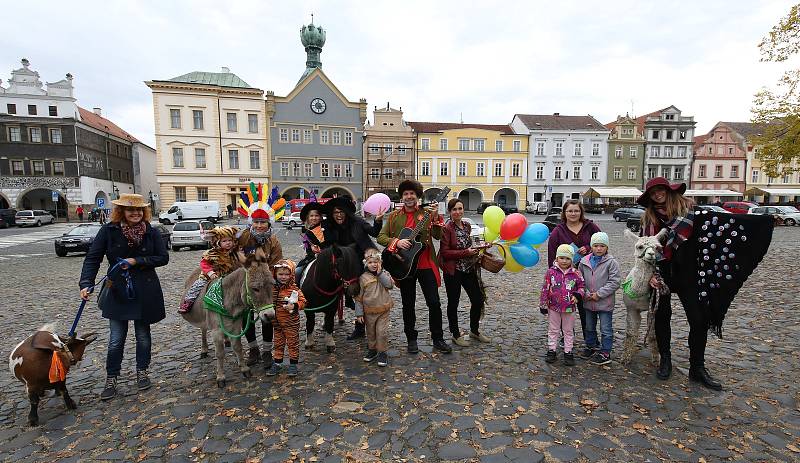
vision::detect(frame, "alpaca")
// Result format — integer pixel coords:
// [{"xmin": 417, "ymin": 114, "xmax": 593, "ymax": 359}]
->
[{"xmin": 620, "ymin": 228, "xmax": 667, "ymax": 365}]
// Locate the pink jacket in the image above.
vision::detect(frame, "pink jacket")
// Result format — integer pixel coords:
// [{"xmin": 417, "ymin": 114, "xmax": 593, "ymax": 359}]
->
[{"xmin": 539, "ymin": 265, "xmax": 585, "ymax": 313}]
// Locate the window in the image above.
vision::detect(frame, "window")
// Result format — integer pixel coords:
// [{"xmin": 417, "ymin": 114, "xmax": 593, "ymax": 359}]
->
[
  {"xmin": 397, "ymin": 144, "xmax": 407, "ymax": 154},
  {"xmin": 662, "ymin": 167, "xmax": 671, "ymax": 180},
  {"xmin": 592, "ymin": 142, "xmax": 600, "ymax": 156},
  {"xmin": 48, "ymin": 106, "xmax": 57, "ymax": 116},
  {"xmin": 9, "ymin": 127, "xmax": 21, "ymax": 142},
  {"xmin": 536, "ymin": 141, "xmax": 545, "ymax": 156},
  {"xmin": 421, "ymin": 138, "xmax": 430, "ymax": 150},
  {"xmin": 613, "ymin": 167, "xmax": 622, "ymax": 180},
  {"xmin": 320, "ymin": 130, "xmax": 330, "ymax": 144},
  {"xmin": 536, "ymin": 163, "xmax": 544, "ymax": 180},
  {"xmin": 197, "ymin": 187, "xmax": 208, "ymax": 201},
  {"xmin": 647, "ymin": 167, "xmax": 657, "ymax": 179},
  {"xmin": 11, "ymin": 160, "xmax": 24, "ymax": 175},
  {"xmin": 53, "ymin": 161, "xmax": 64, "ymax": 175},
  {"xmin": 512, "ymin": 163, "xmax": 520, "ymax": 176},
  {"xmin": 679, "ymin": 130, "xmax": 687, "ymax": 140},
  {"xmin": 677, "ymin": 146, "xmax": 687, "ymax": 158},
  {"xmin": 496, "ymin": 140, "xmax": 503, "ymax": 152},
  {"xmin": 333, "ymin": 163, "xmax": 342, "ymax": 177},
  {"xmin": 193, "ymin": 110, "xmax": 204, "ymax": 129},
  {"xmin": 664, "ymin": 146, "xmax": 673, "ymax": 158},
  {"xmin": 476, "ymin": 162, "xmax": 485, "ymax": 176},
  {"xmin": 554, "ymin": 165, "xmax": 562, "ymax": 179},
  {"xmin": 752, "ymin": 169, "xmax": 759, "ymax": 183},
  {"xmin": 226, "ymin": 113, "xmax": 237, "ymax": 132},
  {"xmin": 629, "ymin": 147, "xmax": 638, "ymax": 158},
  {"xmin": 384, "ymin": 144, "xmax": 393, "ymax": 155},
  {"xmin": 650, "ymin": 146, "xmax": 660, "ymax": 157},
  {"xmin": 304, "ymin": 163, "xmax": 313, "ymax": 177},
  {"xmin": 458, "ymin": 139, "xmax": 470, "ymax": 151},
  {"xmin": 651, "ymin": 130, "xmax": 659, "ymax": 139},
  {"xmin": 699, "ymin": 165, "xmax": 706, "ymax": 178},
  {"xmin": 280, "ymin": 162, "xmax": 289, "ymax": 176},
  {"xmin": 345, "ymin": 131, "xmax": 353, "ymax": 145},
  {"xmin": 332, "ymin": 131, "xmax": 341, "ymax": 145},
  {"xmin": 495, "ymin": 162, "xmax": 503, "ymax": 176},
  {"xmin": 574, "ymin": 143, "xmax": 583, "ymax": 156},
  {"xmin": 370, "ymin": 168, "xmax": 380, "ymax": 179},
  {"xmin": 28, "ymin": 104, "xmax": 37, "ymax": 116},
  {"xmin": 6, "ymin": 104, "xmax": 16, "ymax": 114},
  {"xmin": 321, "ymin": 162, "xmax": 329, "ymax": 177},
  {"xmin": 172, "ymin": 147, "xmax": 184, "ymax": 167},
  {"xmin": 440, "ymin": 138, "xmax": 448, "ymax": 150},
  {"xmin": 291, "ymin": 129, "xmax": 300, "ymax": 143},
  {"xmin": 458, "ymin": 162, "xmax": 466, "ymax": 176},
  {"xmin": 513, "ymin": 140, "xmax": 521, "ymax": 152},
  {"xmin": 303, "ymin": 129, "xmax": 312, "ymax": 144},
  {"xmin": 369, "ymin": 143, "xmax": 379, "ymax": 154},
  {"xmin": 591, "ymin": 165, "xmax": 599, "ymax": 180},
  {"xmin": 195, "ymin": 148, "xmax": 206, "ymax": 168},
  {"xmin": 293, "ymin": 162, "xmax": 301, "ymax": 176},
  {"xmin": 731, "ymin": 165, "xmax": 739, "ymax": 178},
  {"xmin": 50, "ymin": 128, "xmax": 62, "ymax": 144},
  {"xmin": 573, "ymin": 165, "xmax": 581, "ymax": 179},
  {"xmin": 440, "ymin": 161, "xmax": 449, "ymax": 176},
  {"xmin": 783, "ymin": 173, "xmax": 791, "ymax": 183},
  {"xmin": 665, "ymin": 130, "xmax": 673, "ymax": 140},
  {"xmin": 708, "ymin": 146, "xmax": 713, "ymax": 154},
  {"xmin": 474, "ymin": 139, "xmax": 485, "ymax": 152},
  {"xmin": 421, "ymin": 161, "xmax": 430, "ymax": 176},
  {"xmin": 628, "ymin": 167, "xmax": 637, "ymax": 180},
  {"xmin": 170, "ymin": 109, "xmax": 181, "ymax": 128},
  {"xmin": 674, "ymin": 167, "xmax": 683, "ymax": 180},
  {"xmin": 555, "ymin": 142, "xmax": 563, "ymax": 156},
  {"xmin": 665, "ymin": 114, "xmax": 675, "ymax": 120},
  {"xmin": 714, "ymin": 165, "xmax": 723, "ymax": 178},
  {"xmin": 249, "ymin": 151, "xmax": 260, "ymax": 170},
  {"xmin": 383, "ymin": 168, "xmax": 393, "ymax": 180},
  {"xmin": 29, "ymin": 128, "xmax": 41, "ymax": 143},
  {"xmin": 728, "ymin": 147, "xmax": 734, "ymax": 155},
  {"xmin": 279, "ymin": 128, "xmax": 288, "ymax": 142},
  {"xmin": 175, "ymin": 187, "xmax": 186, "ymax": 202},
  {"xmin": 32, "ymin": 160, "xmax": 45, "ymax": 175},
  {"xmin": 396, "ymin": 169, "xmax": 406, "ymax": 179},
  {"xmin": 248, "ymin": 114, "xmax": 258, "ymax": 133},
  {"xmin": 228, "ymin": 150, "xmax": 239, "ymax": 169},
  {"xmin": 615, "ymin": 147, "xmax": 622, "ymax": 158}
]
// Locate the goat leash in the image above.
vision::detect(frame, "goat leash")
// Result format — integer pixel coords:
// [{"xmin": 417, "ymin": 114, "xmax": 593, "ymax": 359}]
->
[
  {"xmin": 643, "ymin": 268, "xmax": 669, "ymax": 346},
  {"xmin": 69, "ymin": 259, "xmax": 130, "ymax": 337}
]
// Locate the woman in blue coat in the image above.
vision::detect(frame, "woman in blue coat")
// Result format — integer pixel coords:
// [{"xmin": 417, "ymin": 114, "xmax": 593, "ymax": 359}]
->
[{"xmin": 79, "ymin": 194, "xmax": 169, "ymax": 400}]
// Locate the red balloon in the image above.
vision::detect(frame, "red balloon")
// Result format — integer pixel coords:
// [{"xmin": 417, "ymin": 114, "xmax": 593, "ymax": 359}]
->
[{"xmin": 500, "ymin": 213, "xmax": 528, "ymax": 240}]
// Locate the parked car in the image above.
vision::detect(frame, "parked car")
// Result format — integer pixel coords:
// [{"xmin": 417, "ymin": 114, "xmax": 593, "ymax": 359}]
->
[
  {"xmin": 697, "ymin": 205, "xmax": 728, "ymax": 213},
  {"xmin": 0, "ymin": 216, "xmax": 7, "ymax": 229},
  {"xmin": 476, "ymin": 202, "xmax": 518, "ymax": 214},
  {"xmin": 721, "ymin": 201, "xmax": 757, "ymax": 214},
  {"xmin": 171, "ymin": 220, "xmax": 216, "ymax": 251},
  {"xmin": 525, "ymin": 201, "xmax": 548, "ymax": 215},
  {"xmin": 282, "ymin": 212, "xmax": 303, "ymax": 228},
  {"xmin": 543, "ymin": 213, "xmax": 562, "ymax": 231},
  {"xmin": 612, "ymin": 206, "xmax": 644, "ymax": 222},
  {"xmin": 549, "ymin": 206, "xmax": 563, "ymax": 216},
  {"xmin": 0, "ymin": 208, "xmax": 17, "ymax": 226},
  {"xmin": 15, "ymin": 210, "xmax": 54, "ymax": 227},
  {"xmin": 626, "ymin": 209, "xmax": 646, "ymax": 233},
  {"xmin": 159, "ymin": 201, "xmax": 221, "ymax": 225},
  {"xmin": 749, "ymin": 205, "xmax": 800, "ymax": 226},
  {"xmin": 150, "ymin": 222, "xmax": 173, "ymax": 249},
  {"xmin": 54, "ymin": 224, "xmax": 102, "ymax": 257}
]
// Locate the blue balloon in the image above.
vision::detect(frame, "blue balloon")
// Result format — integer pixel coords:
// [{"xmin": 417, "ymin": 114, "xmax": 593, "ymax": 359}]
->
[
  {"xmin": 510, "ymin": 244, "xmax": 540, "ymax": 267},
  {"xmin": 519, "ymin": 223, "xmax": 550, "ymax": 246}
]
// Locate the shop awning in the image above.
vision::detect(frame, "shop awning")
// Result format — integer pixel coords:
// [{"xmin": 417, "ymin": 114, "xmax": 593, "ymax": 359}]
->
[
  {"xmin": 744, "ymin": 187, "xmax": 800, "ymax": 196},
  {"xmin": 583, "ymin": 187, "xmax": 643, "ymax": 198},
  {"xmin": 684, "ymin": 189, "xmax": 743, "ymax": 197}
]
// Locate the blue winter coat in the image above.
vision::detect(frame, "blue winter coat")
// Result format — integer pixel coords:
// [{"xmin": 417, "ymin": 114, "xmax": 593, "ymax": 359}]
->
[{"xmin": 79, "ymin": 222, "xmax": 169, "ymax": 323}]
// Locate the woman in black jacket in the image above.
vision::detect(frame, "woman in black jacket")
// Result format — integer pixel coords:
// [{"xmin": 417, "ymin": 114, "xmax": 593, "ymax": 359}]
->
[{"xmin": 79, "ymin": 194, "xmax": 168, "ymax": 400}]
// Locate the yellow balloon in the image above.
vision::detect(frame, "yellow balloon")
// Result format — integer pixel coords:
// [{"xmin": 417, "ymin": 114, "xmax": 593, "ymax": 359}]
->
[
  {"xmin": 498, "ymin": 243, "xmax": 524, "ymax": 272},
  {"xmin": 484, "ymin": 228, "xmax": 499, "ymax": 242},
  {"xmin": 483, "ymin": 206, "xmax": 506, "ymax": 234}
]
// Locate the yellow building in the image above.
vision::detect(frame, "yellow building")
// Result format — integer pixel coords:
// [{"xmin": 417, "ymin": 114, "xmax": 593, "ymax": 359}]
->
[{"xmin": 408, "ymin": 122, "xmax": 528, "ymax": 210}]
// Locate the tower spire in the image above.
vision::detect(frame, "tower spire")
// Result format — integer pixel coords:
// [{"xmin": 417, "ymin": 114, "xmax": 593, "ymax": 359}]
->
[{"xmin": 299, "ymin": 19, "xmax": 326, "ymax": 82}]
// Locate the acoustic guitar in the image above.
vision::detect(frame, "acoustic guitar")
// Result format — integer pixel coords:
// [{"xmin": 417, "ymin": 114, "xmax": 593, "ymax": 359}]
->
[{"xmin": 382, "ymin": 187, "xmax": 451, "ymax": 280}]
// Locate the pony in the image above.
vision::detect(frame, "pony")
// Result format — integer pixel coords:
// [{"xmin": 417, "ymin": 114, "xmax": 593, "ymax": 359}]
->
[
  {"xmin": 301, "ymin": 244, "xmax": 362, "ymax": 353},
  {"xmin": 180, "ymin": 249, "xmax": 275, "ymax": 387}
]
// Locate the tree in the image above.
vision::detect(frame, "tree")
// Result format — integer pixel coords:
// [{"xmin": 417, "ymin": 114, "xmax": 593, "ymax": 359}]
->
[{"xmin": 751, "ymin": 3, "xmax": 800, "ymax": 177}]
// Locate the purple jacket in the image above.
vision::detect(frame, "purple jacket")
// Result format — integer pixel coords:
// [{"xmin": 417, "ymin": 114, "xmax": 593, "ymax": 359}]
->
[
  {"xmin": 547, "ymin": 221, "xmax": 601, "ymax": 266},
  {"xmin": 539, "ymin": 265, "xmax": 585, "ymax": 313}
]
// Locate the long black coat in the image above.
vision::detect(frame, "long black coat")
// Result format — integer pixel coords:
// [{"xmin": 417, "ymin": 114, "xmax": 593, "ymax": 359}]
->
[
  {"xmin": 322, "ymin": 215, "xmax": 381, "ymax": 260},
  {"xmin": 79, "ymin": 222, "xmax": 169, "ymax": 323}
]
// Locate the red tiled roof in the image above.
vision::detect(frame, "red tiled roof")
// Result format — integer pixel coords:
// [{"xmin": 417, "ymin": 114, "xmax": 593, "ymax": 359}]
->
[
  {"xmin": 78, "ymin": 107, "xmax": 139, "ymax": 143},
  {"xmin": 606, "ymin": 108, "xmax": 666, "ymax": 132},
  {"xmin": 406, "ymin": 121, "xmax": 514, "ymax": 135},
  {"xmin": 515, "ymin": 114, "xmax": 607, "ymax": 131}
]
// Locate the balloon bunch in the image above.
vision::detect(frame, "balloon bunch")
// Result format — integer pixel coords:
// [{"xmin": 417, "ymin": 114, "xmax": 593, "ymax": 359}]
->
[{"xmin": 482, "ymin": 206, "xmax": 550, "ymax": 272}]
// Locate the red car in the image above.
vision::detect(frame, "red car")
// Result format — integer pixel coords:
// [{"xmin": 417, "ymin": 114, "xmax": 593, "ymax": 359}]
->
[{"xmin": 721, "ymin": 201, "xmax": 757, "ymax": 214}]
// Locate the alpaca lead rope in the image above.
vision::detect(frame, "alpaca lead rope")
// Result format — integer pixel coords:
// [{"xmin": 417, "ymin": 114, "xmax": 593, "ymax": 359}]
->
[{"xmin": 643, "ymin": 268, "xmax": 669, "ymax": 347}]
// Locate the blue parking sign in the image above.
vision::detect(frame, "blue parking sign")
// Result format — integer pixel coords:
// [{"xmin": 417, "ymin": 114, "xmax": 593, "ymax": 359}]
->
[
  {"xmin": 52, "ymin": 190, "xmax": 59, "ymax": 202},
  {"xmin": 97, "ymin": 198, "xmax": 105, "ymax": 208}
]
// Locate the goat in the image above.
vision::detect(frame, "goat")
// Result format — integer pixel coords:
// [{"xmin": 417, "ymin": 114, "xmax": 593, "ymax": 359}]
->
[{"xmin": 9, "ymin": 326, "xmax": 97, "ymax": 426}]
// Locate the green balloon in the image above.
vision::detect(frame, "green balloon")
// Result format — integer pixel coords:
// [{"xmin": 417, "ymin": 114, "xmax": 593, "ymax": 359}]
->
[{"xmin": 483, "ymin": 206, "xmax": 506, "ymax": 234}]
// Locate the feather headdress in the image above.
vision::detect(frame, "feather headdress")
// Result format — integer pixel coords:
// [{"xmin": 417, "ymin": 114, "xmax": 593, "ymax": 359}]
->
[{"xmin": 237, "ymin": 182, "xmax": 287, "ymax": 223}]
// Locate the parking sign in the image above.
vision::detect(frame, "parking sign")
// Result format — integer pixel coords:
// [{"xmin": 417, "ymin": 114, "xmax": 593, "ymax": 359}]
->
[
  {"xmin": 97, "ymin": 198, "xmax": 105, "ymax": 208},
  {"xmin": 52, "ymin": 190, "xmax": 59, "ymax": 202}
]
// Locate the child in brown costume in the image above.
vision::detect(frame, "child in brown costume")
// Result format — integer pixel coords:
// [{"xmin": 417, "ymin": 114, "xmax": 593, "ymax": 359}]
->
[{"xmin": 355, "ymin": 249, "xmax": 394, "ymax": 367}]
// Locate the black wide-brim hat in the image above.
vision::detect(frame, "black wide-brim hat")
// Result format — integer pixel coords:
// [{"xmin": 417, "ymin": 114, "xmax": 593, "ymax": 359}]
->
[
  {"xmin": 323, "ymin": 196, "xmax": 356, "ymax": 216},
  {"xmin": 637, "ymin": 177, "xmax": 687, "ymax": 206},
  {"xmin": 300, "ymin": 202, "xmax": 325, "ymax": 222},
  {"xmin": 398, "ymin": 179, "xmax": 423, "ymax": 197}
]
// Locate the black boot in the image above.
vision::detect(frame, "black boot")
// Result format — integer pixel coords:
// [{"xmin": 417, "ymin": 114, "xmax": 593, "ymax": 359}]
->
[
  {"xmin": 656, "ymin": 353, "xmax": 672, "ymax": 380},
  {"xmin": 689, "ymin": 365, "xmax": 722, "ymax": 390},
  {"xmin": 346, "ymin": 321, "xmax": 365, "ymax": 340}
]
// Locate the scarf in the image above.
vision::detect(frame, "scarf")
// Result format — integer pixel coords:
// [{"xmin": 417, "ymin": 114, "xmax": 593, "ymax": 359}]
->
[
  {"xmin": 121, "ymin": 221, "xmax": 146, "ymax": 247},
  {"xmin": 249, "ymin": 226, "xmax": 272, "ymax": 245}
]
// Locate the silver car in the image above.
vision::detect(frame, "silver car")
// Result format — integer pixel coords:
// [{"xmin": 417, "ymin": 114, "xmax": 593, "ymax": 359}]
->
[
  {"xmin": 749, "ymin": 205, "xmax": 800, "ymax": 226},
  {"xmin": 171, "ymin": 220, "xmax": 215, "ymax": 251},
  {"xmin": 15, "ymin": 210, "xmax": 55, "ymax": 227}
]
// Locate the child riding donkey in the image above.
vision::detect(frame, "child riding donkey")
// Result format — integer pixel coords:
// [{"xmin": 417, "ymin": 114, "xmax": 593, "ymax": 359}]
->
[{"xmin": 179, "ymin": 226, "xmax": 240, "ymax": 313}]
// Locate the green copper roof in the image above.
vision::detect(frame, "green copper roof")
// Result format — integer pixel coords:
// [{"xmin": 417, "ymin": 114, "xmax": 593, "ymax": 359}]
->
[{"xmin": 167, "ymin": 71, "xmax": 252, "ymax": 89}]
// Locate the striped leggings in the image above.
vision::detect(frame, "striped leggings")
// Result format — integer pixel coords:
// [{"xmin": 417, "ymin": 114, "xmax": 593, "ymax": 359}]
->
[{"xmin": 272, "ymin": 308, "xmax": 300, "ymax": 362}]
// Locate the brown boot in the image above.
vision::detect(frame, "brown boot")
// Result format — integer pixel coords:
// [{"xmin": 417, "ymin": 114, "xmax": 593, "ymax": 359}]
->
[{"xmin": 246, "ymin": 346, "xmax": 261, "ymax": 366}]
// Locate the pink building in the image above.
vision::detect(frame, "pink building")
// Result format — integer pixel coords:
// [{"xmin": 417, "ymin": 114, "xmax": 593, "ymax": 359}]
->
[{"xmin": 691, "ymin": 122, "xmax": 747, "ymax": 193}]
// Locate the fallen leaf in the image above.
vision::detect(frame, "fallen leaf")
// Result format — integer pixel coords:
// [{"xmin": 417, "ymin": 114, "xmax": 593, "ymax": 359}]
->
[
  {"xmin": 787, "ymin": 444, "xmax": 800, "ymax": 453},
  {"xmin": 316, "ymin": 437, "xmax": 325, "ymax": 445}
]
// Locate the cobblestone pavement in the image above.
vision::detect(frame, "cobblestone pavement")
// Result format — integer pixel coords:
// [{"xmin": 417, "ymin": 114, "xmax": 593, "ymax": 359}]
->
[{"xmin": 0, "ymin": 220, "xmax": 798, "ymax": 462}]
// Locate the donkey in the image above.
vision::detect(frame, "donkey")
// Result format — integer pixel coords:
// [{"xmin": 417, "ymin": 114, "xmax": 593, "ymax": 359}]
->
[
  {"xmin": 181, "ymin": 249, "xmax": 275, "ymax": 387},
  {"xmin": 301, "ymin": 244, "xmax": 362, "ymax": 353},
  {"xmin": 620, "ymin": 228, "xmax": 668, "ymax": 365}
]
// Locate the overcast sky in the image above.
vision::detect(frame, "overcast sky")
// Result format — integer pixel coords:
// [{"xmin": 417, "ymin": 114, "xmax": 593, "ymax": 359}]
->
[{"xmin": 3, "ymin": 0, "xmax": 795, "ymax": 147}]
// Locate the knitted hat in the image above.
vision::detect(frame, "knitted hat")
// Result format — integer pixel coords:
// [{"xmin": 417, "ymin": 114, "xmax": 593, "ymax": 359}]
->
[
  {"xmin": 556, "ymin": 244, "xmax": 574, "ymax": 259},
  {"xmin": 590, "ymin": 232, "xmax": 609, "ymax": 247}
]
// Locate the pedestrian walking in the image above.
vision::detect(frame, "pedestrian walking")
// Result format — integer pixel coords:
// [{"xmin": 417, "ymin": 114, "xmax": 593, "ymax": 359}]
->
[
  {"xmin": 577, "ymin": 232, "xmax": 620, "ymax": 365},
  {"xmin": 76, "ymin": 205, "xmax": 84, "ymax": 222},
  {"xmin": 354, "ymin": 249, "xmax": 394, "ymax": 367},
  {"xmin": 226, "ymin": 203, "xmax": 233, "ymax": 219},
  {"xmin": 78, "ymin": 193, "xmax": 169, "ymax": 400},
  {"xmin": 540, "ymin": 244, "xmax": 585, "ymax": 366}
]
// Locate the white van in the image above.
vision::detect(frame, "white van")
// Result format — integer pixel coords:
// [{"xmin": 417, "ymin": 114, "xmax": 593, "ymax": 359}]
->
[{"xmin": 159, "ymin": 201, "xmax": 221, "ymax": 225}]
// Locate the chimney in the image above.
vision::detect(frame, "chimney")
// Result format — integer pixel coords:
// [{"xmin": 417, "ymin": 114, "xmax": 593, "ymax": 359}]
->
[
  {"xmin": 553, "ymin": 112, "xmax": 560, "ymax": 116},
  {"xmin": 93, "ymin": 107, "xmax": 102, "ymax": 116},
  {"xmin": 221, "ymin": 66, "xmax": 230, "ymax": 73}
]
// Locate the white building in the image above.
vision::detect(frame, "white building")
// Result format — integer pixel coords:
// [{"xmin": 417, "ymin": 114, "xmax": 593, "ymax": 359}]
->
[{"xmin": 511, "ymin": 113, "xmax": 610, "ymax": 206}]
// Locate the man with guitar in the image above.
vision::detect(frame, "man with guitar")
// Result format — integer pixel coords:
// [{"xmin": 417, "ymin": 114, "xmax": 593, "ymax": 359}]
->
[{"xmin": 378, "ymin": 179, "xmax": 453, "ymax": 354}]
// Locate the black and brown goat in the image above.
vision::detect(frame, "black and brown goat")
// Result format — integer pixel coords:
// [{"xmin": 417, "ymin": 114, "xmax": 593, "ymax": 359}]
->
[{"xmin": 9, "ymin": 327, "xmax": 97, "ymax": 426}]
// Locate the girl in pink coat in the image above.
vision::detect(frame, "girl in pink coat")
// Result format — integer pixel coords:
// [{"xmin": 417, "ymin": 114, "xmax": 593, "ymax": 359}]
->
[{"xmin": 539, "ymin": 244, "xmax": 585, "ymax": 366}]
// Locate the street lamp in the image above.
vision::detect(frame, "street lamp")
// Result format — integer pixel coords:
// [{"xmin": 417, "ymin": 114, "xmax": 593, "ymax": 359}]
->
[
  {"xmin": 148, "ymin": 190, "xmax": 153, "ymax": 210},
  {"xmin": 62, "ymin": 183, "xmax": 69, "ymax": 223}
]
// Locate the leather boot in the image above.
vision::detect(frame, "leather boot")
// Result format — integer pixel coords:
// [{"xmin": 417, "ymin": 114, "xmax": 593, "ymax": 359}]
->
[
  {"xmin": 346, "ymin": 320, "xmax": 365, "ymax": 340},
  {"xmin": 656, "ymin": 353, "xmax": 672, "ymax": 380},
  {"xmin": 246, "ymin": 346, "xmax": 261, "ymax": 366},
  {"xmin": 689, "ymin": 365, "xmax": 722, "ymax": 390}
]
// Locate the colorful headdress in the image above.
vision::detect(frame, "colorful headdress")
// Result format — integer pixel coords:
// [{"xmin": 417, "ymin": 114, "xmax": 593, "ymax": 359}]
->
[{"xmin": 237, "ymin": 182, "xmax": 287, "ymax": 224}]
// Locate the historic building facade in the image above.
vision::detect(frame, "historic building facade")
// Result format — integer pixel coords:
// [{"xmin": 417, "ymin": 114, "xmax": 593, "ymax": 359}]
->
[
  {"xmin": 643, "ymin": 106, "xmax": 695, "ymax": 185},
  {"xmin": 691, "ymin": 122, "xmax": 747, "ymax": 193},
  {"xmin": 363, "ymin": 105, "xmax": 415, "ymax": 200},
  {"xmin": 605, "ymin": 114, "xmax": 646, "ymax": 189},
  {"xmin": 267, "ymin": 22, "xmax": 367, "ymax": 200},
  {"xmin": 146, "ymin": 68, "xmax": 268, "ymax": 209},
  {"xmin": 411, "ymin": 122, "xmax": 528, "ymax": 210},
  {"xmin": 511, "ymin": 113, "xmax": 609, "ymax": 207}
]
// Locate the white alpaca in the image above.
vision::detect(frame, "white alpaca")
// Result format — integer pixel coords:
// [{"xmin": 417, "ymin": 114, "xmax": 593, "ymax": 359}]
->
[{"xmin": 620, "ymin": 228, "xmax": 667, "ymax": 365}]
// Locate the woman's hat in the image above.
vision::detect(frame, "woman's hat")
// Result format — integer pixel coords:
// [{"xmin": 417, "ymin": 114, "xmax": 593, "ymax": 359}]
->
[
  {"xmin": 112, "ymin": 193, "xmax": 148, "ymax": 208},
  {"xmin": 300, "ymin": 202, "xmax": 325, "ymax": 222},
  {"xmin": 637, "ymin": 177, "xmax": 687, "ymax": 206},
  {"xmin": 324, "ymin": 196, "xmax": 356, "ymax": 216}
]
